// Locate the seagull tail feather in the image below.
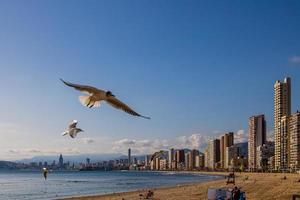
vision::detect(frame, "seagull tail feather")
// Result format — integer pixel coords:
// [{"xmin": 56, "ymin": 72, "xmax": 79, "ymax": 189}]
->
[
  {"xmin": 59, "ymin": 78, "xmax": 68, "ymax": 85},
  {"xmin": 139, "ymin": 115, "xmax": 151, "ymax": 120}
]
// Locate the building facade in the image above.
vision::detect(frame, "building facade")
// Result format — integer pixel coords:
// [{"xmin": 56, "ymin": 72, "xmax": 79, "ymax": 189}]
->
[
  {"xmin": 190, "ymin": 149, "xmax": 199, "ymax": 169},
  {"xmin": 208, "ymin": 139, "xmax": 220, "ymax": 169},
  {"xmin": 256, "ymin": 141, "xmax": 275, "ymax": 170},
  {"xmin": 225, "ymin": 145, "xmax": 239, "ymax": 169},
  {"xmin": 128, "ymin": 148, "xmax": 131, "ymax": 165},
  {"xmin": 279, "ymin": 116, "xmax": 289, "ymax": 169},
  {"xmin": 168, "ymin": 148, "xmax": 175, "ymax": 170},
  {"xmin": 248, "ymin": 115, "xmax": 266, "ymax": 170},
  {"xmin": 176, "ymin": 149, "xmax": 185, "ymax": 170},
  {"xmin": 274, "ymin": 77, "xmax": 291, "ymax": 170},
  {"xmin": 220, "ymin": 132, "xmax": 234, "ymax": 168},
  {"xmin": 289, "ymin": 111, "xmax": 300, "ymax": 169}
]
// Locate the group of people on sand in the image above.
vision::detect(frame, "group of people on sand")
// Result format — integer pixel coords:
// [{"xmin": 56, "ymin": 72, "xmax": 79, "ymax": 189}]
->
[{"xmin": 137, "ymin": 190, "xmax": 154, "ymax": 200}]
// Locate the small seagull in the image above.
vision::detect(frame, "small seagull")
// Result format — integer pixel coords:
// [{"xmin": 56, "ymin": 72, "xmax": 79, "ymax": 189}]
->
[
  {"xmin": 60, "ymin": 79, "xmax": 150, "ymax": 119},
  {"xmin": 62, "ymin": 120, "xmax": 84, "ymax": 138}
]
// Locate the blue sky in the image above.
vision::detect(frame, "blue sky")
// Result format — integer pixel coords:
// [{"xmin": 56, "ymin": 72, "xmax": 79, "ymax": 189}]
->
[{"xmin": 0, "ymin": 0, "xmax": 299, "ymax": 160}]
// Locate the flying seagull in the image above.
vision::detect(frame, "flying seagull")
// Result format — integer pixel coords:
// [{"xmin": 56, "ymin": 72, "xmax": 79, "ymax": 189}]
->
[
  {"xmin": 60, "ymin": 79, "xmax": 150, "ymax": 119},
  {"xmin": 62, "ymin": 120, "xmax": 84, "ymax": 138}
]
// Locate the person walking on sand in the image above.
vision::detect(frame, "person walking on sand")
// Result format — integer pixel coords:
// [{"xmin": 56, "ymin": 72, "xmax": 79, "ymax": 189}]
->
[
  {"xmin": 232, "ymin": 187, "xmax": 241, "ymax": 200},
  {"xmin": 42, "ymin": 168, "xmax": 48, "ymax": 180}
]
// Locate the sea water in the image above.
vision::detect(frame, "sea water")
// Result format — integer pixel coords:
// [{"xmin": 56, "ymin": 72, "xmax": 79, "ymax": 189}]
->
[{"xmin": 0, "ymin": 170, "xmax": 221, "ymax": 199}]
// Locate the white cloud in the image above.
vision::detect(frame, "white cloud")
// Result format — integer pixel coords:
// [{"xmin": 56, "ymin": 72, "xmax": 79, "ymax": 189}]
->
[
  {"xmin": 234, "ymin": 129, "xmax": 248, "ymax": 143},
  {"xmin": 114, "ymin": 139, "xmax": 136, "ymax": 145},
  {"xmin": 289, "ymin": 55, "xmax": 300, "ymax": 64},
  {"xmin": 113, "ymin": 133, "xmax": 210, "ymax": 155},
  {"xmin": 175, "ymin": 134, "xmax": 209, "ymax": 150},
  {"xmin": 80, "ymin": 138, "xmax": 95, "ymax": 144}
]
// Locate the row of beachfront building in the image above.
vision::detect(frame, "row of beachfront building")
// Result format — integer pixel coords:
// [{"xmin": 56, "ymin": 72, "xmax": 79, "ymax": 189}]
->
[{"xmin": 133, "ymin": 77, "xmax": 299, "ymax": 172}]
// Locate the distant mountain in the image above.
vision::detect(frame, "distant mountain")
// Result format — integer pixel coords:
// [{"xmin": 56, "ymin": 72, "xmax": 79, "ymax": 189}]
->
[
  {"xmin": 0, "ymin": 161, "xmax": 18, "ymax": 169},
  {"xmin": 15, "ymin": 153, "xmax": 126, "ymax": 164},
  {"xmin": 14, "ymin": 153, "xmax": 147, "ymax": 164}
]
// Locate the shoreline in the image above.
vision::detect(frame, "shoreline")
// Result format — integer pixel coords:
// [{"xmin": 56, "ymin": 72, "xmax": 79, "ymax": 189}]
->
[{"xmin": 61, "ymin": 172, "xmax": 300, "ymax": 200}]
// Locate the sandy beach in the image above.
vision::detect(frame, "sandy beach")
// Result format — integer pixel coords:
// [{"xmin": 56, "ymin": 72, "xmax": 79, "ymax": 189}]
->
[{"xmin": 62, "ymin": 172, "xmax": 300, "ymax": 200}]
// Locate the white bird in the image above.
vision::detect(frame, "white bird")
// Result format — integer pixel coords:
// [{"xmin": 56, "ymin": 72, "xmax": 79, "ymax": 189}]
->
[
  {"xmin": 62, "ymin": 120, "xmax": 84, "ymax": 138},
  {"xmin": 60, "ymin": 79, "xmax": 150, "ymax": 119}
]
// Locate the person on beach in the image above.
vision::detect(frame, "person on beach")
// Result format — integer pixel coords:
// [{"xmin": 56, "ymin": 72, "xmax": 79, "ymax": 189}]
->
[
  {"xmin": 232, "ymin": 186, "xmax": 241, "ymax": 200},
  {"xmin": 145, "ymin": 190, "xmax": 154, "ymax": 199},
  {"xmin": 42, "ymin": 168, "xmax": 48, "ymax": 180}
]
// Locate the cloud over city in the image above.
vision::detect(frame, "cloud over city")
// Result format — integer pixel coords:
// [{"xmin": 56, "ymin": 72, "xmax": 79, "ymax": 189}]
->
[
  {"xmin": 113, "ymin": 133, "xmax": 210, "ymax": 155},
  {"xmin": 234, "ymin": 130, "xmax": 248, "ymax": 143}
]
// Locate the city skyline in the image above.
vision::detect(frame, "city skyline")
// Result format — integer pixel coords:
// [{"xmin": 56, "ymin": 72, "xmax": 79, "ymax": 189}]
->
[{"xmin": 1, "ymin": 1, "xmax": 300, "ymax": 160}]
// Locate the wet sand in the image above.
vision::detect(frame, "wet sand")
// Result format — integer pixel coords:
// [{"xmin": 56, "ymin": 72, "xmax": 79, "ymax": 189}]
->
[{"xmin": 62, "ymin": 172, "xmax": 300, "ymax": 200}]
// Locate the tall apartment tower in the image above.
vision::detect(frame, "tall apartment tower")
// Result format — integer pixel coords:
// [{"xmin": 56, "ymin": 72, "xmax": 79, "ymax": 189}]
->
[
  {"xmin": 176, "ymin": 149, "xmax": 185, "ymax": 169},
  {"xmin": 185, "ymin": 151, "xmax": 191, "ymax": 170},
  {"xmin": 168, "ymin": 148, "xmax": 175, "ymax": 169},
  {"xmin": 208, "ymin": 139, "xmax": 220, "ymax": 169},
  {"xmin": 59, "ymin": 154, "xmax": 64, "ymax": 167},
  {"xmin": 190, "ymin": 149, "xmax": 200, "ymax": 169},
  {"xmin": 274, "ymin": 77, "xmax": 291, "ymax": 170},
  {"xmin": 248, "ymin": 115, "xmax": 266, "ymax": 169},
  {"xmin": 289, "ymin": 111, "xmax": 300, "ymax": 168},
  {"xmin": 220, "ymin": 132, "xmax": 234, "ymax": 168},
  {"xmin": 128, "ymin": 148, "xmax": 131, "ymax": 165}
]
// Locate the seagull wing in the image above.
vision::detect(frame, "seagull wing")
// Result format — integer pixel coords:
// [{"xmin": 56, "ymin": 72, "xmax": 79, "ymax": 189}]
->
[
  {"xmin": 60, "ymin": 79, "xmax": 103, "ymax": 94},
  {"xmin": 69, "ymin": 120, "xmax": 78, "ymax": 129},
  {"xmin": 62, "ymin": 131, "xmax": 68, "ymax": 136},
  {"xmin": 106, "ymin": 96, "xmax": 150, "ymax": 119}
]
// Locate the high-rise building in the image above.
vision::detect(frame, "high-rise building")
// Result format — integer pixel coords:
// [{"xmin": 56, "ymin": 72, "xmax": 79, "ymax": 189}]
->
[
  {"xmin": 155, "ymin": 157, "xmax": 160, "ymax": 170},
  {"xmin": 175, "ymin": 149, "xmax": 185, "ymax": 169},
  {"xmin": 204, "ymin": 148, "xmax": 209, "ymax": 168},
  {"xmin": 195, "ymin": 153, "xmax": 205, "ymax": 169},
  {"xmin": 220, "ymin": 132, "xmax": 234, "ymax": 168},
  {"xmin": 59, "ymin": 154, "xmax": 64, "ymax": 168},
  {"xmin": 274, "ymin": 77, "xmax": 291, "ymax": 170},
  {"xmin": 280, "ymin": 115, "xmax": 289, "ymax": 169},
  {"xmin": 185, "ymin": 151, "xmax": 191, "ymax": 170},
  {"xmin": 199, "ymin": 153, "xmax": 205, "ymax": 168},
  {"xmin": 128, "ymin": 148, "xmax": 131, "ymax": 165},
  {"xmin": 191, "ymin": 149, "xmax": 200, "ymax": 169},
  {"xmin": 220, "ymin": 136, "xmax": 224, "ymax": 167},
  {"xmin": 248, "ymin": 115, "xmax": 266, "ymax": 169},
  {"xmin": 168, "ymin": 148, "xmax": 175, "ymax": 169},
  {"xmin": 289, "ymin": 111, "xmax": 300, "ymax": 169},
  {"xmin": 159, "ymin": 159, "xmax": 167, "ymax": 170},
  {"xmin": 208, "ymin": 139, "xmax": 220, "ymax": 169}
]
